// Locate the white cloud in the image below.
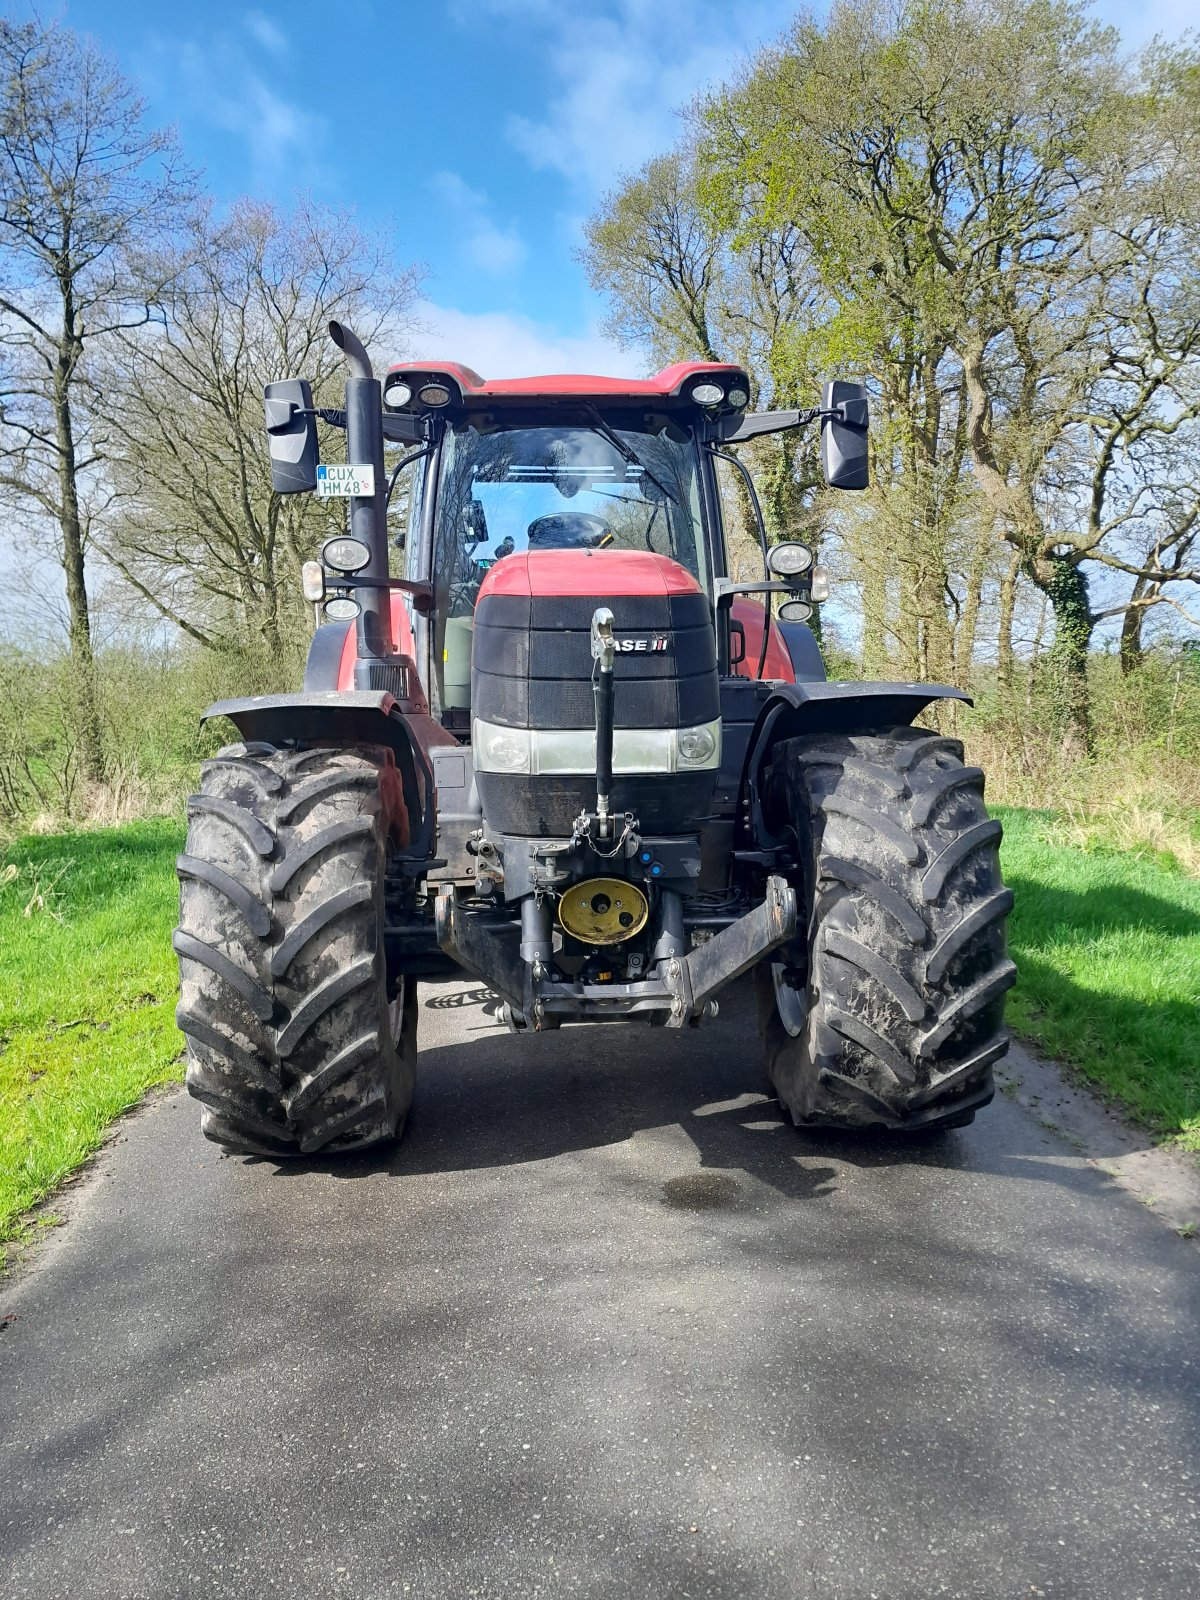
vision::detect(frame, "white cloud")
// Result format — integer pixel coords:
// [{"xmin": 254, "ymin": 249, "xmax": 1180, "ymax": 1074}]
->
[
  {"xmin": 470, "ymin": 0, "xmax": 797, "ymax": 196},
  {"xmin": 245, "ymin": 11, "xmax": 289, "ymax": 57},
  {"xmin": 411, "ymin": 299, "xmax": 644, "ymax": 380},
  {"xmin": 430, "ymin": 171, "xmax": 528, "ymax": 275},
  {"xmin": 147, "ymin": 32, "xmax": 326, "ymax": 186}
]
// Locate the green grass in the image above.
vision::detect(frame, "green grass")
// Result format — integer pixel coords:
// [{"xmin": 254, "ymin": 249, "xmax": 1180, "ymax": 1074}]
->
[
  {"xmin": 0, "ymin": 819, "xmax": 184, "ymax": 1249},
  {"xmin": 997, "ymin": 806, "xmax": 1200, "ymax": 1150},
  {"xmin": 1, "ymin": 805, "xmax": 1197, "ymax": 1251}
]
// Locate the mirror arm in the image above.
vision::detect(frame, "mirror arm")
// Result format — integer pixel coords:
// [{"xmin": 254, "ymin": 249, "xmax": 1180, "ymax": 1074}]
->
[
  {"xmin": 324, "ymin": 575, "xmax": 435, "ymax": 616},
  {"xmin": 713, "ymin": 579, "xmax": 802, "ymax": 604},
  {"xmin": 719, "ymin": 401, "xmax": 865, "ymax": 444}
]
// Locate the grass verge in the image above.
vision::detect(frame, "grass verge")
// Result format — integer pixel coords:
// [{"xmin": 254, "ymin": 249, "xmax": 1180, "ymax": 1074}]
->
[
  {"xmin": 997, "ymin": 806, "xmax": 1200, "ymax": 1151},
  {"xmin": 0, "ymin": 819, "xmax": 184, "ymax": 1252}
]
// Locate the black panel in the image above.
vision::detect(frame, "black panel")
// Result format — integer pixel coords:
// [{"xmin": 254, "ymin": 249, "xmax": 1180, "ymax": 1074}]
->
[
  {"xmin": 531, "ymin": 594, "xmax": 711, "ymax": 630},
  {"xmin": 477, "ymin": 595, "xmax": 533, "ymax": 630},
  {"xmin": 475, "ymin": 592, "xmax": 711, "ymax": 632},
  {"xmin": 473, "ymin": 621, "xmax": 717, "ymax": 681},
  {"xmin": 473, "ymin": 591, "xmax": 719, "ymax": 734},
  {"xmin": 776, "ymin": 621, "xmax": 827, "ymax": 683},
  {"xmin": 473, "ymin": 672, "xmax": 720, "ymax": 730},
  {"xmin": 478, "ymin": 769, "xmax": 717, "ymax": 836},
  {"xmin": 303, "ymin": 621, "xmax": 352, "ymax": 690}
]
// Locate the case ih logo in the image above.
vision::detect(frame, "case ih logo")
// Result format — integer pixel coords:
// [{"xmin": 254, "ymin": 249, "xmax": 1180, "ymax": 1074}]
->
[{"xmin": 615, "ymin": 635, "xmax": 669, "ymax": 653}]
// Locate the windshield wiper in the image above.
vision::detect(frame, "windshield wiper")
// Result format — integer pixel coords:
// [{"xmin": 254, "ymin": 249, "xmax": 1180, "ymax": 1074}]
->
[{"xmin": 583, "ymin": 404, "xmax": 678, "ymax": 506}]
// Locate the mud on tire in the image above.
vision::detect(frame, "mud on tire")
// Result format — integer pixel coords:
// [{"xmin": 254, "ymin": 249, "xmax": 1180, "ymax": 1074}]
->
[
  {"xmin": 174, "ymin": 741, "xmax": 416, "ymax": 1156},
  {"xmin": 754, "ymin": 724, "xmax": 1015, "ymax": 1133}
]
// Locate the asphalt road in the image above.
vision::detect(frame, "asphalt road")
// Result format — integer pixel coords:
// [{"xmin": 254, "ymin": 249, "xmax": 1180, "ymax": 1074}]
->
[{"xmin": 2, "ymin": 980, "xmax": 1198, "ymax": 1600}]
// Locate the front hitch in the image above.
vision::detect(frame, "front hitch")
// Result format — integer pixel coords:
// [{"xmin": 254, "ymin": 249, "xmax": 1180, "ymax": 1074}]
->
[{"xmin": 434, "ymin": 876, "xmax": 798, "ymax": 1030}]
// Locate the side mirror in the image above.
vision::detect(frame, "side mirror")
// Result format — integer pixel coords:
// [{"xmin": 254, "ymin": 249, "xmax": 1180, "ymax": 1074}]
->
[
  {"xmin": 264, "ymin": 378, "xmax": 319, "ymax": 494},
  {"xmin": 820, "ymin": 380, "xmax": 869, "ymax": 491}
]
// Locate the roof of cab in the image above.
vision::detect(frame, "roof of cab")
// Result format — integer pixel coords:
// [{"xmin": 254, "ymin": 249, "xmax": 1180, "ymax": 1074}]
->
[{"xmin": 382, "ymin": 360, "xmax": 749, "ymax": 403}]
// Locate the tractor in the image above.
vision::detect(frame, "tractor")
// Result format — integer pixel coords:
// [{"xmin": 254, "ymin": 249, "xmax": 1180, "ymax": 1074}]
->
[{"xmin": 173, "ymin": 320, "xmax": 1015, "ymax": 1156}]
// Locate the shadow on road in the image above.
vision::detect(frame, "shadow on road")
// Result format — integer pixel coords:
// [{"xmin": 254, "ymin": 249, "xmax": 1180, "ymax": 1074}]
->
[{"xmin": 259, "ymin": 978, "xmax": 1116, "ymax": 1215}]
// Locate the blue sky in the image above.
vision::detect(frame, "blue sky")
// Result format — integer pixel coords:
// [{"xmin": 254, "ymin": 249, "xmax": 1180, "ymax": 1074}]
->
[{"xmin": 19, "ymin": 0, "xmax": 1196, "ymax": 378}]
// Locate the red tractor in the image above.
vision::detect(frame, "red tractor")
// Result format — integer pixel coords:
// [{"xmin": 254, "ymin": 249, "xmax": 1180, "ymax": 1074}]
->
[{"xmin": 174, "ymin": 322, "xmax": 1014, "ymax": 1156}]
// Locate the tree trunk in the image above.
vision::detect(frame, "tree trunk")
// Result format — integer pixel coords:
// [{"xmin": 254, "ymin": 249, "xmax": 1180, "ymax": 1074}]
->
[
  {"xmin": 1037, "ymin": 552, "xmax": 1094, "ymax": 758},
  {"xmin": 954, "ymin": 520, "xmax": 993, "ymax": 688},
  {"xmin": 53, "ymin": 361, "xmax": 104, "ymax": 784},
  {"xmin": 996, "ymin": 548, "xmax": 1020, "ymax": 697},
  {"xmin": 861, "ymin": 554, "xmax": 886, "ymax": 676},
  {"xmin": 1119, "ymin": 577, "xmax": 1150, "ymax": 675}
]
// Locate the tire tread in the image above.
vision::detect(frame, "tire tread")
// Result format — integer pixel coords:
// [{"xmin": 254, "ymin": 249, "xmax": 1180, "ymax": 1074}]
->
[{"xmin": 757, "ymin": 723, "xmax": 1014, "ymax": 1132}]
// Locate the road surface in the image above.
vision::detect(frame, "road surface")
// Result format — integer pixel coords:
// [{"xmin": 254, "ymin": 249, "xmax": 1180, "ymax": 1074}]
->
[{"xmin": 2, "ymin": 980, "xmax": 1198, "ymax": 1599}]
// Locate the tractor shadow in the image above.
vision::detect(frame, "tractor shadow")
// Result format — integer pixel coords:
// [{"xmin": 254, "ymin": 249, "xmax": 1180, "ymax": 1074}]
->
[{"xmin": 271, "ymin": 977, "xmax": 1115, "ymax": 1212}]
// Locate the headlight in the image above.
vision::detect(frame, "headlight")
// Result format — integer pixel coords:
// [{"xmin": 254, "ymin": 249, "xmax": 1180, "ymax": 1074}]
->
[
  {"xmin": 767, "ymin": 541, "xmax": 814, "ymax": 578},
  {"xmin": 484, "ymin": 729, "xmax": 530, "ymax": 772},
  {"xmin": 691, "ymin": 381, "xmax": 725, "ymax": 407},
  {"xmin": 322, "ymin": 536, "xmax": 371, "ymax": 573},
  {"xmin": 324, "ymin": 595, "xmax": 360, "ymax": 622},
  {"xmin": 778, "ymin": 598, "xmax": 813, "ymax": 623},
  {"xmin": 676, "ymin": 722, "xmax": 719, "ymax": 767}
]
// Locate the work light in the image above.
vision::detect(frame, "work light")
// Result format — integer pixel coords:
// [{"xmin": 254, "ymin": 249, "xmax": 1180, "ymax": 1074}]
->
[
  {"xmin": 322, "ymin": 536, "xmax": 371, "ymax": 573},
  {"xmin": 691, "ymin": 381, "xmax": 724, "ymax": 407}
]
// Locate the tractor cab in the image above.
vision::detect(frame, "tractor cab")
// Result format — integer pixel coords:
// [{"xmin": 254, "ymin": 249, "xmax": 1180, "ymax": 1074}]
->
[{"xmin": 379, "ymin": 359, "xmax": 772, "ymax": 723}]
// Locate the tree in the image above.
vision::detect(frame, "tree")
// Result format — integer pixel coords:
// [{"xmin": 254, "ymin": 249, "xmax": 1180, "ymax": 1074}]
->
[
  {"xmin": 102, "ymin": 200, "xmax": 422, "ymax": 655},
  {"xmin": 0, "ymin": 17, "xmax": 193, "ymax": 780},
  {"xmin": 698, "ymin": 0, "xmax": 1200, "ymax": 751},
  {"xmin": 583, "ymin": 148, "xmax": 831, "ymax": 613}
]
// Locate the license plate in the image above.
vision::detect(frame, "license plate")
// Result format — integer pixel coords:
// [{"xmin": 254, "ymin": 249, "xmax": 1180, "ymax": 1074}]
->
[{"xmin": 316, "ymin": 463, "xmax": 375, "ymax": 498}]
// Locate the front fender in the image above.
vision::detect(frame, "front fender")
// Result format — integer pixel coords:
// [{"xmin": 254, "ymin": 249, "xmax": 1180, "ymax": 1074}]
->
[
  {"xmin": 201, "ymin": 690, "xmax": 444, "ymax": 860},
  {"xmin": 739, "ymin": 679, "xmax": 970, "ymax": 841}
]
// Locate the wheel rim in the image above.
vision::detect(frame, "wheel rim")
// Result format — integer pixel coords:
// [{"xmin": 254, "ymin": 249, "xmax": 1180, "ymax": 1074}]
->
[{"xmin": 772, "ymin": 963, "xmax": 806, "ymax": 1038}]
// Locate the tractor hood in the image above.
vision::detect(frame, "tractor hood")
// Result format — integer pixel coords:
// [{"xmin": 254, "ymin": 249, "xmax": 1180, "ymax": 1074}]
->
[{"xmin": 469, "ymin": 549, "xmax": 720, "ymax": 837}]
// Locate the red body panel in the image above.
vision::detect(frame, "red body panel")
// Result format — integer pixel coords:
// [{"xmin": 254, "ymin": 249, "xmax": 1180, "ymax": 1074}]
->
[
  {"xmin": 476, "ymin": 549, "xmax": 705, "ymax": 601},
  {"xmin": 336, "ymin": 594, "xmax": 416, "ymax": 691},
  {"xmin": 730, "ymin": 597, "xmax": 796, "ymax": 683},
  {"xmin": 384, "ymin": 360, "xmax": 748, "ymax": 406}
]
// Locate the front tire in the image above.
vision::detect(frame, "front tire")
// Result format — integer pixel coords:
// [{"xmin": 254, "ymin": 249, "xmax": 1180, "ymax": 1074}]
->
[
  {"xmin": 755, "ymin": 725, "xmax": 1015, "ymax": 1133},
  {"xmin": 174, "ymin": 741, "xmax": 417, "ymax": 1156}
]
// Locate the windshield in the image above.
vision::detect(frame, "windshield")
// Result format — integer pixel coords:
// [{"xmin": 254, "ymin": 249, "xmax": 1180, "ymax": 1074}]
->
[{"xmin": 431, "ymin": 421, "xmax": 707, "ymax": 710}]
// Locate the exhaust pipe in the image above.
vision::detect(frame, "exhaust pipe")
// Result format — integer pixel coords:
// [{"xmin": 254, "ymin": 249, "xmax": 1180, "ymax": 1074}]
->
[
  {"xmin": 328, "ymin": 319, "xmax": 373, "ymax": 381},
  {"xmin": 327, "ymin": 320, "xmax": 394, "ymax": 672}
]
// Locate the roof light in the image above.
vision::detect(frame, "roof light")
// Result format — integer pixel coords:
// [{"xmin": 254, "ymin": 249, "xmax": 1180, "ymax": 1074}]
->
[
  {"xmin": 384, "ymin": 377, "xmax": 412, "ymax": 407},
  {"xmin": 418, "ymin": 382, "xmax": 453, "ymax": 407},
  {"xmin": 727, "ymin": 387, "xmax": 750, "ymax": 409},
  {"xmin": 322, "ymin": 536, "xmax": 371, "ymax": 573},
  {"xmin": 691, "ymin": 381, "xmax": 725, "ymax": 407}
]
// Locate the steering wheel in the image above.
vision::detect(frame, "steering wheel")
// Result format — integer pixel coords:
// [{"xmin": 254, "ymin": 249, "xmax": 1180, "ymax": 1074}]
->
[{"xmin": 527, "ymin": 512, "xmax": 613, "ymax": 550}]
